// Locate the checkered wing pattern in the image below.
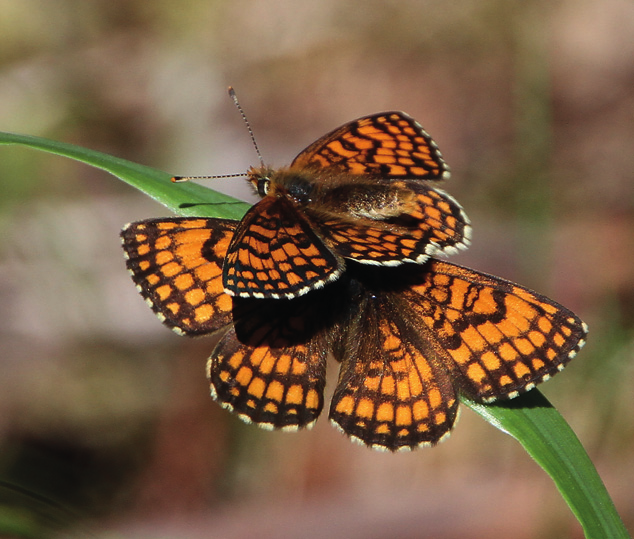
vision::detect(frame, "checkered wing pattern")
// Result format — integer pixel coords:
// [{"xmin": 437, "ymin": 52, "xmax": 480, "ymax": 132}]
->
[
  {"xmin": 121, "ymin": 218, "xmax": 237, "ymax": 335},
  {"xmin": 310, "ymin": 181, "xmax": 470, "ymax": 265},
  {"xmin": 223, "ymin": 196, "xmax": 344, "ymax": 299},
  {"xmin": 329, "ymin": 290, "xmax": 459, "ymax": 450},
  {"xmin": 291, "ymin": 112, "xmax": 450, "ymax": 180},
  {"xmin": 403, "ymin": 260, "xmax": 588, "ymax": 402},
  {"xmin": 208, "ymin": 292, "xmax": 339, "ymax": 430},
  {"xmin": 328, "ymin": 261, "xmax": 588, "ymax": 451}
]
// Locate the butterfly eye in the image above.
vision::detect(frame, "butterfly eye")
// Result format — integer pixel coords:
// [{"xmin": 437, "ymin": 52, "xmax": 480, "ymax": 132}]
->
[{"xmin": 257, "ymin": 178, "xmax": 270, "ymax": 197}]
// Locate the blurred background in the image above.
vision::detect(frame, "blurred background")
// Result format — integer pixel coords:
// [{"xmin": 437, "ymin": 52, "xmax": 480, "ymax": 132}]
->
[{"xmin": 1, "ymin": 0, "xmax": 633, "ymax": 537}]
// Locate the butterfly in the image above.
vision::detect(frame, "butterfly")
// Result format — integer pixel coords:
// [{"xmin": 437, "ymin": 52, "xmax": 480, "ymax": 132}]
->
[
  {"xmin": 121, "ymin": 111, "xmax": 587, "ymax": 450},
  {"xmin": 121, "ymin": 217, "xmax": 588, "ymax": 450},
  {"xmin": 188, "ymin": 112, "xmax": 472, "ymax": 299}
]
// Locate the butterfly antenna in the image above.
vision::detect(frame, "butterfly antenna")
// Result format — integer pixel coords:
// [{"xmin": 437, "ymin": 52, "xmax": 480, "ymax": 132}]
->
[
  {"xmin": 171, "ymin": 172, "xmax": 245, "ymax": 183},
  {"xmin": 172, "ymin": 87, "xmax": 264, "ymax": 183},
  {"xmin": 228, "ymin": 86, "xmax": 265, "ymax": 168}
]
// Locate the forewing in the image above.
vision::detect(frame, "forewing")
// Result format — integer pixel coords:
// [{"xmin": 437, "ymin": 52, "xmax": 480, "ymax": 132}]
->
[
  {"xmin": 291, "ymin": 112, "xmax": 450, "ymax": 180},
  {"xmin": 402, "ymin": 260, "xmax": 588, "ymax": 402},
  {"xmin": 329, "ymin": 291, "xmax": 458, "ymax": 450},
  {"xmin": 308, "ymin": 181, "xmax": 470, "ymax": 265},
  {"xmin": 223, "ymin": 196, "xmax": 344, "ymax": 299},
  {"xmin": 121, "ymin": 218, "xmax": 237, "ymax": 335}
]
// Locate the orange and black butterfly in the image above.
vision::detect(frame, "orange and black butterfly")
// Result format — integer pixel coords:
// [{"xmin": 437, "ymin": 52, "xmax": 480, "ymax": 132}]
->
[
  {"xmin": 215, "ymin": 111, "xmax": 470, "ymax": 299},
  {"xmin": 121, "ymin": 112, "xmax": 587, "ymax": 451}
]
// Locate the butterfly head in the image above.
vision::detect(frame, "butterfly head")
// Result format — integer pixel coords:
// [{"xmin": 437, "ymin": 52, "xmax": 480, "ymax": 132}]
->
[
  {"xmin": 247, "ymin": 166, "xmax": 316, "ymax": 205},
  {"xmin": 247, "ymin": 165, "xmax": 274, "ymax": 197}
]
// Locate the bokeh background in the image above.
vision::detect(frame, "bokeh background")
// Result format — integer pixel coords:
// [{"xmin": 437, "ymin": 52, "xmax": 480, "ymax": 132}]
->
[{"xmin": 1, "ymin": 1, "xmax": 633, "ymax": 537}]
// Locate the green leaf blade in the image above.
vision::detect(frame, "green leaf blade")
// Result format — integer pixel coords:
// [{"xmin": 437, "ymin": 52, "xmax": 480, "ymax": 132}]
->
[
  {"xmin": 0, "ymin": 131, "xmax": 251, "ymax": 220},
  {"xmin": 465, "ymin": 390, "xmax": 629, "ymax": 539}
]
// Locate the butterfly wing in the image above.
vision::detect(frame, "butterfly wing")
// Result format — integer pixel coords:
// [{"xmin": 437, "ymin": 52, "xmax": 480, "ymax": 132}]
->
[
  {"xmin": 329, "ymin": 286, "xmax": 459, "ymax": 450},
  {"xmin": 208, "ymin": 288, "xmax": 342, "ymax": 430},
  {"xmin": 308, "ymin": 180, "xmax": 471, "ymax": 265},
  {"xmin": 121, "ymin": 218, "xmax": 236, "ymax": 335},
  {"xmin": 401, "ymin": 260, "xmax": 588, "ymax": 402},
  {"xmin": 328, "ymin": 260, "xmax": 587, "ymax": 450},
  {"xmin": 223, "ymin": 195, "xmax": 344, "ymax": 299},
  {"xmin": 291, "ymin": 112, "xmax": 450, "ymax": 181}
]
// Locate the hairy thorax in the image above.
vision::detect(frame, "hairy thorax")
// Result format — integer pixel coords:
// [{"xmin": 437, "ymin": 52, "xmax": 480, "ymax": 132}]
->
[{"xmin": 247, "ymin": 165, "xmax": 420, "ymax": 222}]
